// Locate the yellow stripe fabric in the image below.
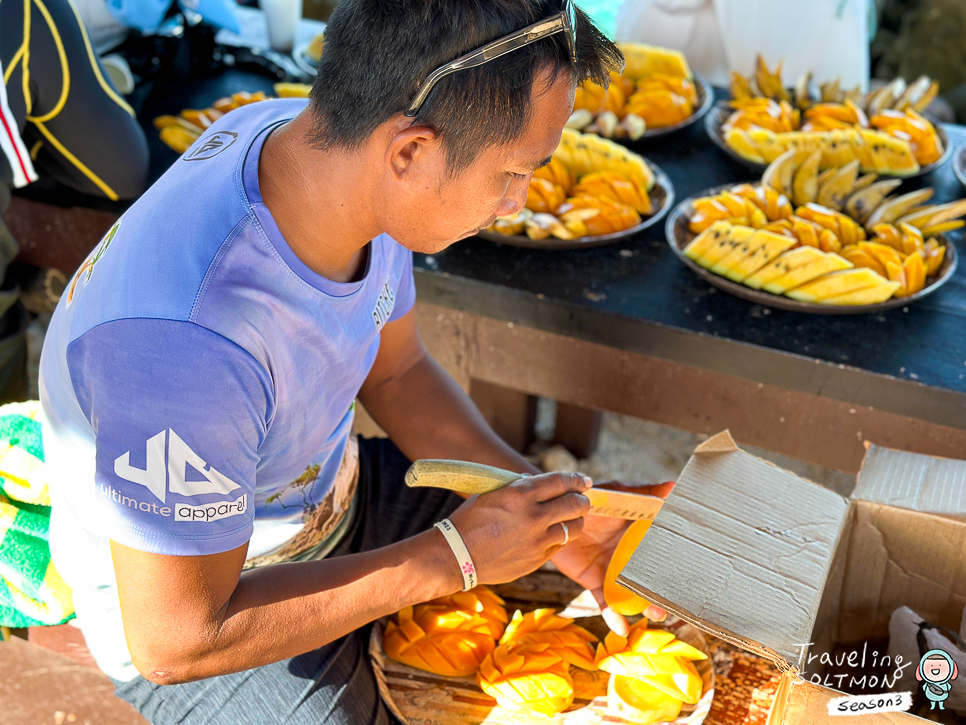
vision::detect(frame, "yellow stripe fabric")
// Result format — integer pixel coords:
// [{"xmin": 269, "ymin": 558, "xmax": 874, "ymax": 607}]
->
[
  {"xmin": 65, "ymin": 0, "xmax": 134, "ymax": 117},
  {"xmin": 25, "ymin": 0, "xmax": 70, "ymax": 124},
  {"xmin": 3, "ymin": 46, "xmax": 25, "ymax": 85},
  {"xmin": 31, "ymin": 121, "xmax": 119, "ymax": 200},
  {"xmin": 21, "ymin": 0, "xmax": 32, "ymax": 115}
]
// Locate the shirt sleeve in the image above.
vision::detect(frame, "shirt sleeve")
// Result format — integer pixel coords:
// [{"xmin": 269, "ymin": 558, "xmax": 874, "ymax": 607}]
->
[
  {"xmin": 388, "ymin": 250, "xmax": 416, "ymax": 323},
  {"xmin": 66, "ymin": 318, "xmax": 273, "ymax": 556}
]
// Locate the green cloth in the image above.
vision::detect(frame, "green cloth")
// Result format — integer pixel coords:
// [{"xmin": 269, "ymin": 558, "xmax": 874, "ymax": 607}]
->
[{"xmin": 0, "ymin": 401, "xmax": 73, "ymax": 628}]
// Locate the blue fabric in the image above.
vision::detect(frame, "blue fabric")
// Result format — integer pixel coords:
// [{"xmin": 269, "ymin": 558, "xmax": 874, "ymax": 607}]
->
[
  {"xmin": 38, "ymin": 98, "xmax": 417, "ymax": 680},
  {"xmin": 105, "ymin": 0, "xmax": 241, "ymax": 34}
]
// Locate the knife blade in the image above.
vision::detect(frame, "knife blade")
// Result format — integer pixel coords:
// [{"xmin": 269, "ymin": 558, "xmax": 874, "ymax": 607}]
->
[{"xmin": 405, "ymin": 459, "xmax": 663, "ymax": 521}]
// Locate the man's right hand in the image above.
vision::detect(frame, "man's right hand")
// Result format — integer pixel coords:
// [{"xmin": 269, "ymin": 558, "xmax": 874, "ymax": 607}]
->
[{"xmin": 445, "ymin": 471, "xmax": 591, "ymax": 586}]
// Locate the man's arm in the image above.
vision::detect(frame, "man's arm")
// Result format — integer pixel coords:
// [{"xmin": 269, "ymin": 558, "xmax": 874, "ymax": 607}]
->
[
  {"xmin": 359, "ymin": 309, "xmax": 669, "ymax": 633},
  {"xmin": 111, "ymin": 473, "xmax": 591, "ymax": 685},
  {"xmin": 111, "ymin": 529, "xmax": 457, "ymax": 684},
  {"xmin": 358, "ymin": 309, "xmax": 540, "ymax": 475}
]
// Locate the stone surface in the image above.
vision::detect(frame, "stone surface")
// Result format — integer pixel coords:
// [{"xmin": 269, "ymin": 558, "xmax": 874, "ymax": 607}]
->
[{"xmin": 0, "ymin": 636, "xmax": 146, "ymax": 725}]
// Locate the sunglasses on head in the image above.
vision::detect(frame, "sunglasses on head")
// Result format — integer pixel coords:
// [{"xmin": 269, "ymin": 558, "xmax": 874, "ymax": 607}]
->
[{"xmin": 404, "ymin": 0, "xmax": 588, "ymax": 118}]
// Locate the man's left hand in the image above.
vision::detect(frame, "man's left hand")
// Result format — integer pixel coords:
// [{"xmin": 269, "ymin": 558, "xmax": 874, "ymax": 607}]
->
[{"xmin": 550, "ymin": 480, "xmax": 674, "ymax": 636}]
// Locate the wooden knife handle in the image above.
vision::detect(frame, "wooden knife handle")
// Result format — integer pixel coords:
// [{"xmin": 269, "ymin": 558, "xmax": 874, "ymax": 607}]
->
[{"xmin": 404, "ymin": 460, "xmax": 523, "ymax": 494}]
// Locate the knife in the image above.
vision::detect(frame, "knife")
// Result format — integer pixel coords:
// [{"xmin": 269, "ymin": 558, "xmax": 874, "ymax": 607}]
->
[{"xmin": 405, "ymin": 460, "xmax": 663, "ymax": 521}]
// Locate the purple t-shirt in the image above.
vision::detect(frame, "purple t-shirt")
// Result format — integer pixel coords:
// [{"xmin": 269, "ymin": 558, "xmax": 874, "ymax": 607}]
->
[{"xmin": 38, "ymin": 98, "xmax": 415, "ymax": 679}]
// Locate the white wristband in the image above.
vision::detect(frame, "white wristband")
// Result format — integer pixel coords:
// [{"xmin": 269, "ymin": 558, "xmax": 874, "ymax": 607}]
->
[{"xmin": 434, "ymin": 518, "xmax": 477, "ymax": 591}]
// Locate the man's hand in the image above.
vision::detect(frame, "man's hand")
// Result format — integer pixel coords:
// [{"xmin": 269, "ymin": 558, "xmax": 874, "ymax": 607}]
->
[
  {"xmin": 551, "ymin": 480, "xmax": 674, "ymax": 636},
  {"xmin": 447, "ymin": 472, "xmax": 592, "ymax": 585}
]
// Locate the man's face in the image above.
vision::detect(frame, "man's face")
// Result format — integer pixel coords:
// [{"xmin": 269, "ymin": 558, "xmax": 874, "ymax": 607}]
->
[{"xmin": 379, "ymin": 68, "xmax": 576, "ymax": 254}]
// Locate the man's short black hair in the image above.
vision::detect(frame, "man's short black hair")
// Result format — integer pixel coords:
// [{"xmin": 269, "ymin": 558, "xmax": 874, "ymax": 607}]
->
[{"xmin": 309, "ymin": 0, "xmax": 622, "ymax": 173}]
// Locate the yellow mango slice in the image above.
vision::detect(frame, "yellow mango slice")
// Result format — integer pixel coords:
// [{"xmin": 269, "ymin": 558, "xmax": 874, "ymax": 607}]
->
[
  {"xmin": 609, "ymin": 674, "xmax": 684, "ymax": 725},
  {"xmin": 499, "ymin": 609, "xmax": 597, "ymax": 670},
  {"xmin": 603, "ymin": 518, "xmax": 654, "ymax": 616}
]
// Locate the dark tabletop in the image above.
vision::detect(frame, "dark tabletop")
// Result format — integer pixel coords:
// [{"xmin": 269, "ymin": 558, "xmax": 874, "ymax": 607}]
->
[
  {"xmin": 40, "ymin": 75, "xmax": 966, "ymax": 429},
  {"xmin": 412, "ymin": 107, "xmax": 966, "ymax": 429}
]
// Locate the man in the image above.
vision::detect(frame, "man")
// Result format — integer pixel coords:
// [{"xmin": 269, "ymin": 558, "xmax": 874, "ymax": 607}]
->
[{"xmin": 39, "ymin": 1, "xmax": 664, "ymax": 722}]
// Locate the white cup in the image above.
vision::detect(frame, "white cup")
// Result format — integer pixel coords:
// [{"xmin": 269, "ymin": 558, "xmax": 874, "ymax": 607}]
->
[{"xmin": 262, "ymin": 0, "xmax": 303, "ymax": 54}]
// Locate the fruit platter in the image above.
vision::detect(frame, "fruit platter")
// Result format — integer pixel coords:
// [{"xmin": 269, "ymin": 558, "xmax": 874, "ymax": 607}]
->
[
  {"xmin": 479, "ymin": 128, "xmax": 673, "ymax": 250},
  {"xmin": 665, "ymin": 149, "xmax": 962, "ymax": 313},
  {"xmin": 154, "ymin": 84, "xmax": 313, "ymax": 154},
  {"xmin": 705, "ymin": 55, "xmax": 950, "ymax": 178},
  {"xmin": 369, "ymin": 571, "xmax": 715, "ymax": 725},
  {"xmin": 567, "ymin": 43, "xmax": 712, "ymax": 142}
]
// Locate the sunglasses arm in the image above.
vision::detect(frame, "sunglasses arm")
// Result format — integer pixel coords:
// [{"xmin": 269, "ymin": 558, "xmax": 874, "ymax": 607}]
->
[{"xmin": 404, "ymin": 15, "xmax": 569, "ymax": 117}]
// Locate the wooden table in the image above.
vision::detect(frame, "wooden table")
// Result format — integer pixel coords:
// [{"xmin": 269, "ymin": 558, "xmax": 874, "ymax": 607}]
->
[{"xmin": 412, "ymin": 115, "xmax": 966, "ymax": 475}]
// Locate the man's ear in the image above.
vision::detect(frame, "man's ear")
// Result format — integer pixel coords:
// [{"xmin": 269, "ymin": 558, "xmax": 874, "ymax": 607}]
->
[{"xmin": 385, "ymin": 121, "xmax": 439, "ymax": 181}]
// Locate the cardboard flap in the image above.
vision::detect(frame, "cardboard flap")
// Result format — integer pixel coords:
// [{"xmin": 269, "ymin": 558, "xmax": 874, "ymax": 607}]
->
[
  {"xmin": 854, "ymin": 443, "xmax": 966, "ymax": 518},
  {"xmin": 618, "ymin": 431, "xmax": 851, "ymax": 670}
]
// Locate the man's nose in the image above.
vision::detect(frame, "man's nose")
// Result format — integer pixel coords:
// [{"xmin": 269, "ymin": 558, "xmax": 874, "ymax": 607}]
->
[{"xmin": 495, "ymin": 176, "xmax": 529, "ymax": 218}]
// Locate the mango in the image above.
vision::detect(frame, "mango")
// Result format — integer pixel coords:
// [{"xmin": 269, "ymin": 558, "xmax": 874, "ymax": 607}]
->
[{"xmin": 603, "ymin": 518, "xmax": 653, "ymax": 616}]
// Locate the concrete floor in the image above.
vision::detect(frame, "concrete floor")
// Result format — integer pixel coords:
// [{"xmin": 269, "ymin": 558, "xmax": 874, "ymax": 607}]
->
[{"xmin": 534, "ymin": 398, "xmax": 855, "ymax": 498}]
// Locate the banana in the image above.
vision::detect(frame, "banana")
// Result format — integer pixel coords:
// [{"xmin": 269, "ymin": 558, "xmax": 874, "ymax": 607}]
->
[
  {"xmin": 492, "ymin": 209, "xmax": 534, "ymax": 236},
  {"xmin": 730, "ymin": 71, "xmax": 754, "ymax": 101},
  {"xmin": 820, "ymin": 79, "xmax": 840, "ymax": 103},
  {"xmin": 755, "ymin": 54, "xmax": 789, "ymax": 102},
  {"xmin": 921, "ymin": 220, "xmax": 966, "ymax": 237},
  {"xmin": 565, "ymin": 109, "xmax": 594, "ymax": 130},
  {"xmin": 894, "ymin": 75, "xmax": 931, "ymax": 112},
  {"xmin": 852, "ymin": 173, "xmax": 878, "ymax": 192},
  {"xmin": 794, "ymin": 71, "xmax": 813, "ymax": 110},
  {"xmin": 816, "ymin": 159, "xmax": 860, "ymax": 210},
  {"xmin": 761, "ymin": 149, "xmax": 797, "ymax": 197},
  {"xmin": 913, "ymin": 80, "xmax": 939, "ymax": 112},
  {"xmin": 845, "ymin": 179, "xmax": 902, "ymax": 223},
  {"xmin": 526, "ymin": 213, "xmax": 574, "ymax": 240},
  {"xmin": 863, "ymin": 188, "xmax": 935, "ymax": 231},
  {"xmin": 896, "ymin": 199, "xmax": 966, "ymax": 230},
  {"xmin": 791, "ymin": 150, "xmax": 822, "ymax": 206},
  {"xmin": 866, "ymin": 77, "xmax": 906, "ymax": 116}
]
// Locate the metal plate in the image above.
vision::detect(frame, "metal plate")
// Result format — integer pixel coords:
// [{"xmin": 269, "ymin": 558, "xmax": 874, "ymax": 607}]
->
[
  {"xmin": 954, "ymin": 145, "xmax": 966, "ymax": 190},
  {"xmin": 477, "ymin": 160, "xmax": 674, "ymax": 250},
  {"xmin": 292, "ymin": 41, "xmax": 319, "ymax": 78},
  {"xmin": 665, "ymin": 183, "xmax": 959, "ymax": 315},
  {"xmin": 704, "ymin": 102, "xmax": 953, "ymax": 179}
]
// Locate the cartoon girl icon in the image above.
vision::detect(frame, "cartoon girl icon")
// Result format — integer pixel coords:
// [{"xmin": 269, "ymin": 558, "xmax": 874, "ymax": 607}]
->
[{"xmin": 917, "ymin": 649, "xmax": 959, "ymax": 710}]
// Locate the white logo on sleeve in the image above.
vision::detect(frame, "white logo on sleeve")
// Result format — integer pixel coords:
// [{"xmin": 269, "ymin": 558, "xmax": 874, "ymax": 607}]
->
[
  {"xmin": 372, "ymin": 281, "xmax": 396, "ymax": 331},
  {"xmin": 110, "ymin": 429, "xmax": 246, "ymax": 522}
]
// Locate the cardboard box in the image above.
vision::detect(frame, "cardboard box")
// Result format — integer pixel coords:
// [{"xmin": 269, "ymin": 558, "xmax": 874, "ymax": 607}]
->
[{"xmin": 618, "ymin": 430, "xmax": 966, "ymax": 724}]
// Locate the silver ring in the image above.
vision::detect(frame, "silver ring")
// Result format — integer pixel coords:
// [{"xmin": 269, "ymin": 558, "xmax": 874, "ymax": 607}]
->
[{"xmin": 560, "ymin": 521, "xmax": 570, "ymax": 546}]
